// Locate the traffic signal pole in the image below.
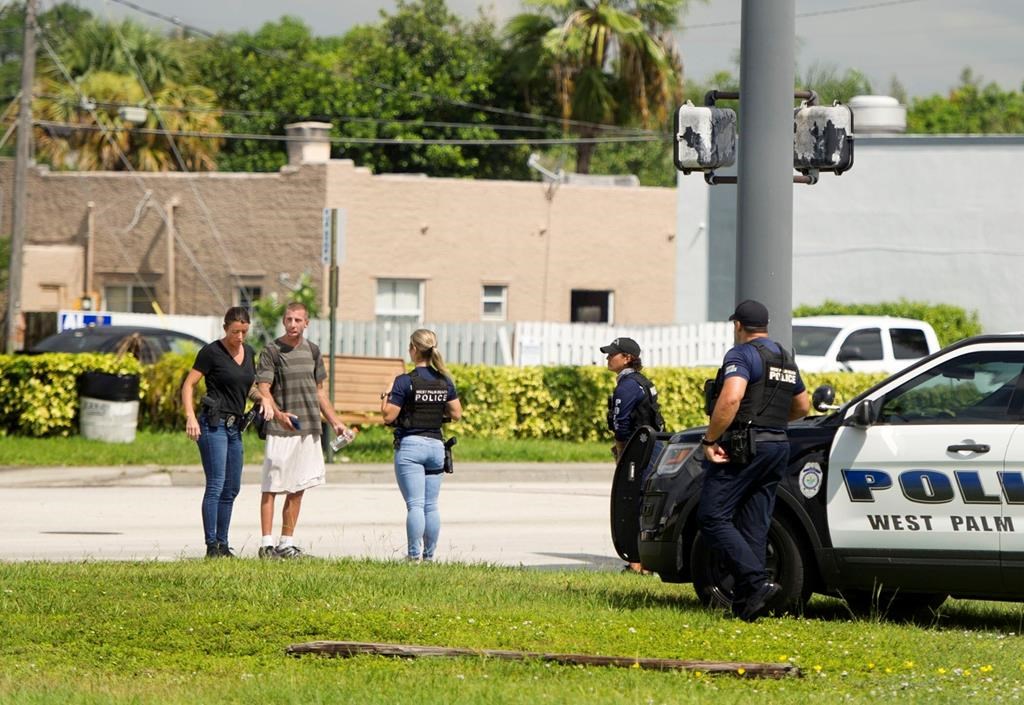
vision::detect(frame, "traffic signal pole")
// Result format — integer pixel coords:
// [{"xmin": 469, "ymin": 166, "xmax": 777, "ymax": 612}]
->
[{"xmin": 736, "ymin": 0, "xmax": 796, "ymax": 347}]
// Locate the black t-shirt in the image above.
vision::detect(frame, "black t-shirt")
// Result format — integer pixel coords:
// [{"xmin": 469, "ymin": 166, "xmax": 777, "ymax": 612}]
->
[{"xmin": 192, "ymin": 340, "xmax": 256, "ymax": 416}]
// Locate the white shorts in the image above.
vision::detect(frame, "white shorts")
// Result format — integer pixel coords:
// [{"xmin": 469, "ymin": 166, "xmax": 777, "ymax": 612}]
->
[{"xmin": 261, "ymin": 434, "xmax": 326, "ymax": 494}]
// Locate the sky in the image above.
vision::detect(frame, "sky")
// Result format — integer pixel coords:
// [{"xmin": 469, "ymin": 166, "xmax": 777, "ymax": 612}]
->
[{"xmin": 67, "ymin": 0, "xmax": 1024, "ymax": 99}]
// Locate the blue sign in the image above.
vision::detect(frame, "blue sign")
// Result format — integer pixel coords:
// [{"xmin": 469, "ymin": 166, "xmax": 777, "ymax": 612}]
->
[{"xmin": 59, "ymin": 313, "xmax": 112, "ymax": 332}]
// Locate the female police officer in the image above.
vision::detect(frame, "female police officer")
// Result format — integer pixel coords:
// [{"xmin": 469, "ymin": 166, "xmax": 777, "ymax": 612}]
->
[
  {"xmin": 601, "ymin": 336, "xmax": 664, "ymax": 573},
  {"xmin": 381, "ymin": 329, "xmax": 463, "ymax": 562}
]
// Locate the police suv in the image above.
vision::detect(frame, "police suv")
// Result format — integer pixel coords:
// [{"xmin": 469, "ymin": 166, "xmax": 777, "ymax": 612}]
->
[{"xmin": 610, "ymin": 334, "xmax": 1024, "ymax": 617}]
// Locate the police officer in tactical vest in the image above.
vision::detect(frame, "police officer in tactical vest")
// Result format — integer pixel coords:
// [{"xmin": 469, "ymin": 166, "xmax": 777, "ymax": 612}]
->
[
  {"xmin": 602, "ymin": 336, "xmax": 665, "ymax": 574},
  {"xmin": 696, "ymin": 300, "xmax": 809, "ymax": 621}
]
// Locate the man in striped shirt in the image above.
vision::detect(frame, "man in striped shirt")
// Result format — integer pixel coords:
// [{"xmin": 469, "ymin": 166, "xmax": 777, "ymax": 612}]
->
[{"xmin": 256, "ymin": 301, "xmax": 350, "ymax": 559}]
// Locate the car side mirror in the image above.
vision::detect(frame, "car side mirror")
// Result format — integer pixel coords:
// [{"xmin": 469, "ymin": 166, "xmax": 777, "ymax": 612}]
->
[
  {"xmin": 846, "ymin": 399, "xmax": 879, "ymax": 428},
  {"xmin": 836, "ymin": 347, "xmax": 861, "ymax": 362},
  {"xmin": 811, "ymin": 384, "xmax": 839, "ymax": 412}
]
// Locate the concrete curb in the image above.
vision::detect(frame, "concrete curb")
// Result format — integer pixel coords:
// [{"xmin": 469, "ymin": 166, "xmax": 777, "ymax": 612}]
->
[{"xmin": 0, "ymin": 462, "xmax": 613, "ymax": 488}]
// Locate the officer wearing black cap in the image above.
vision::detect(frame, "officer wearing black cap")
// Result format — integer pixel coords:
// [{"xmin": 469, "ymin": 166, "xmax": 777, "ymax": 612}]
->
[
  {"xmin": 696, "ymin": 300, "xmax": 809, "ymax": 621},
  {"xmin": 600, "ymin": 337, "xmax": 664, "ymax": 459},
  {"xmin": 601, "ymin": 336, "xmax": 665, "ymax": 573}
]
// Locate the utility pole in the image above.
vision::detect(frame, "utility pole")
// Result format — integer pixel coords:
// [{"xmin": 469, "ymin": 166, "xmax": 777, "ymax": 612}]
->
[
  {"xmin": 736, "ymin": 0, "xmax": 796, "ymax": 347},
  {"xmin": 5, "ymin": 0, "xmax": 36, "ymax": 353}
]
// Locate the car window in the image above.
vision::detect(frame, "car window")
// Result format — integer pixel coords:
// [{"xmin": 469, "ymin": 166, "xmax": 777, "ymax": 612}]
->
[
  {"xmin": 793, "ymin": 326, "xmax": 840, "ymax": 356},
  {"xmin": 165, "ymin": 335, "xmax": 201, "ymax": 356},
  {"xmin": 878, "ymin": 351, "xmax": 1024, "ymax": 424},
  {"xmin": 837, "ymin": 328, "xmax": 883, "ymax": 361},
  {"xmin": 890, "ymin": 328, "xmax": 930, "ymax": 359}
]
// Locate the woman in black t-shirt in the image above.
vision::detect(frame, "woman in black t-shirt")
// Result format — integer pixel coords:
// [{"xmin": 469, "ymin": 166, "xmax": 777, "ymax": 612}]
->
[{"xmin": 182, "ymin": 307, "xmax": 257, "ymax": 558}]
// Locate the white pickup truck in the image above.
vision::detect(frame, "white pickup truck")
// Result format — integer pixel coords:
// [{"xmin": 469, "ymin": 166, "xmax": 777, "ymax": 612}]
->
[{"xmin": 792, "ymin": 315, "xmax": 941, "ymax": 374}]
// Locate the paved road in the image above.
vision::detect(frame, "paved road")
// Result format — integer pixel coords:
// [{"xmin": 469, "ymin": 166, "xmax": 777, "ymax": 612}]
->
[{"xmin": 2, "ymin": 463, "xmax": 625, "ymax": 570}]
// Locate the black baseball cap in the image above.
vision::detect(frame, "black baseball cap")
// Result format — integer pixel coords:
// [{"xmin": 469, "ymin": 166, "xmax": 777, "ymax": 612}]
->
[
  {"xmin": 729, "ymin": 299, "xmax": 770, "ymax": 327},
  {"xmin": 600, "ymin": 337, "xmax": 641, "ymax": 357}
]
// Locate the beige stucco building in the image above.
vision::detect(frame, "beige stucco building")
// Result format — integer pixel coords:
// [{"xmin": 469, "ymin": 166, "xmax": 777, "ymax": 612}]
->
[{"xmin": 0, "ymin": 127, "xmax": 678, "ymax": 332}]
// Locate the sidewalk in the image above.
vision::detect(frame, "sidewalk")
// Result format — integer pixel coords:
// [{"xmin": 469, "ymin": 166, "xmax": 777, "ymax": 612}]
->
[{"xmin": 0, "ymin": 462, "xmax": 612, "ymax": 488}]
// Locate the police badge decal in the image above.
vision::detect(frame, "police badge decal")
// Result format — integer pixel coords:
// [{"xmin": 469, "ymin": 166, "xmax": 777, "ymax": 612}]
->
[{"xmin": 799, "ymin": 462, "xmax": 823, "ymax": 499}]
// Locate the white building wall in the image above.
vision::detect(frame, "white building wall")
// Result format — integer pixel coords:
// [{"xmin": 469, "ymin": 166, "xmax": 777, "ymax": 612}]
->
[{"xmin": 681, "ymin": 135, "xmax": 1024, "ymax": 333}]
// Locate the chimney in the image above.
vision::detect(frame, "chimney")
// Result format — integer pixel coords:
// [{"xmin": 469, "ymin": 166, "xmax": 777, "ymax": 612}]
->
[{"xmin": 284, "ymin": 121, "xmax": 332, "ymax": 165}]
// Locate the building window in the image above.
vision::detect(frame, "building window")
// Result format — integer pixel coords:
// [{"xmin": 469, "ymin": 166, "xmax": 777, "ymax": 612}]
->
[
  {"xmin": 237, "ymin": 285, "xmax": 262, "ymax": 310},
  {"xmin": 104, "ymin": 284, "xmax": 154, "ymax": 313},
  {"xmin": 571, "ymin": 290, "xmax": 613, "ymax": 323},
  {"xmin": 376, "ymin": 278, "xmax": 423, "ymax": 322},
  {"xmin": 481, "ymin": 284, "xmax": 507, "ymax": 321}
]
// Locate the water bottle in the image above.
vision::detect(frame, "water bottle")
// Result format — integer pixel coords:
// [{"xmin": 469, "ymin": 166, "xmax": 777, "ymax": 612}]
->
[{"xmin": 330, "ymin": 429, "xmax": 355, "ymax": 453}]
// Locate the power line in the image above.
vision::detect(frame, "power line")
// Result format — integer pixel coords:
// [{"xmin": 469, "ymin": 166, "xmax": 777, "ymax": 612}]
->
[
  {"xmin": 684, "ymin": 0, "xmax": 927, "ymax": 30},
  {"xmin": 32, "ymin": 93, "xmax": 644, "ymax": 136},
  {"xmin": 106, "ymin": 0, "xmax": 661, "ymax": 137},
  {"xmin": 32, "ymin": 119, "xmax": 670, "ymax": 146}
]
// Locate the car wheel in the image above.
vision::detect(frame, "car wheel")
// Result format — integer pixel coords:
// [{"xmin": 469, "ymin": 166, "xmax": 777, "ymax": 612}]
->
[
  {"xmin": 842, "ymin": 589, "xmax": 947, "ymax": 622},
  {"xmin": 690, "ymin": 515, "xmax": 809, "ymax": 615}
]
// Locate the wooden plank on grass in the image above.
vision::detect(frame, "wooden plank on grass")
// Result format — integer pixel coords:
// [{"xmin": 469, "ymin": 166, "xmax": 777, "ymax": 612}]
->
[{"xmin": 285, "ymin": 640, "xmax": 801, "ymax": 679}]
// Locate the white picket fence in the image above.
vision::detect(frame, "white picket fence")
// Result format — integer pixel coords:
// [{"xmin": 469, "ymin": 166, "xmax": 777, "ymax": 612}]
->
[
  {"xmin": 308, "ymin": 320, "xmax": 514, "ymax": 366},
  {"xmin": 513, "ymin": 321, "xmax": 732, "ymax": 367},
  {"xmin": 57, "ymin": 311, "xmax": 733, "ymax": 367}
]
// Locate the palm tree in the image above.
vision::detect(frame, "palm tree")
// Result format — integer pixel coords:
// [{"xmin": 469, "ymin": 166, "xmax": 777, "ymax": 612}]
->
[
  {"xmin": 32, "ymin": 71, "xmax": 222, "ymax": 171},
  {"xmin": 31, "ymin": 17, "xmax": 222, "ymax": 171},
  {"xmin": 505, "ymin": 0, "xmax": 691, "ymax": 173}
]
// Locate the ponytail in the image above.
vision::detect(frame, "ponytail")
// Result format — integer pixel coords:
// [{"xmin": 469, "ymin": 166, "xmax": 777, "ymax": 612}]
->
[{"xmin": 410, "ymin": 329, "xmax": 451, "ymax": 381}]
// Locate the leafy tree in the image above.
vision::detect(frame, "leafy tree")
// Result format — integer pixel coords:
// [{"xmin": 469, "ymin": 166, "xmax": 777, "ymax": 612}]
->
[
  {"xmin": 906, "ymin": 68, "xmax": 1024, "ymax": 134},
  {"xmin": 194, "ymin": 3, "xmax": 531, "ymax": 179},
  {"xmin": 333, "ymin": 0, "xmax": 531, "ymax": 179},
  {"xmin": 503, "ymin": 0, "xmax": 691, "ymax": 173}
]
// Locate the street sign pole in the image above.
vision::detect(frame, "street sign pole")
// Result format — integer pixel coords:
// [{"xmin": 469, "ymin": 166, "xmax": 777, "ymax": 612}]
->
[{"xmin": 326, "ymin": 208, "xmax": 338, "ymax": 461}]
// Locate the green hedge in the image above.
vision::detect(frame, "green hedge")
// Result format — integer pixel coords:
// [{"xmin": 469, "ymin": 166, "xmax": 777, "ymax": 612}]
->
[
  {"xmin": 0, "ymin": 353, "xmax": 888, "ymax": 439},
  {"xmin": 793, "ymin": 299, "xmax": 982, "ymax": 347},
  {"xmin": 453, "ymin": 365, "xmax": 887, "ymax": 441},
  {"xmin": 0, "ymin": 353, "xmax": 144, "ymax": 437}
]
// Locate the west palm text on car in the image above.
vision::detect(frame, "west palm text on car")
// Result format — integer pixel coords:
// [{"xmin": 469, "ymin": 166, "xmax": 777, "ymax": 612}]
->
[{"xmin": 611, "ymin": 334, "xmax": 1024, "ymax": 618}]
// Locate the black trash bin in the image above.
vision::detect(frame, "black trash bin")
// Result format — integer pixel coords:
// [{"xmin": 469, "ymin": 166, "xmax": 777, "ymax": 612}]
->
[{"xmin": 78, "ymin": 371, "xmax": 141, "ymax": 442}]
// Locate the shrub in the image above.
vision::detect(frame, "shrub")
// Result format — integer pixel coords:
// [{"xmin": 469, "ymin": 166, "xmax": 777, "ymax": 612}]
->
[
  {"xmin": 0, "ymin": 353, "xmax": 144, "ymax": 436},
  {"xmin": 0, "ymin": 353, "xmax": 887, "ymax": 439},
  {"xmin": 793, "ymin": 299, "xmax": 982, "ymax": 347}
]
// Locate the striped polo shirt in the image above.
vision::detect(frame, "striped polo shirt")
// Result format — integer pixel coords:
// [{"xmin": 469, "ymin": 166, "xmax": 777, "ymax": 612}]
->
[{"xmin": 256, "ymin": 337, "xmax": 326, "ymax": 438}]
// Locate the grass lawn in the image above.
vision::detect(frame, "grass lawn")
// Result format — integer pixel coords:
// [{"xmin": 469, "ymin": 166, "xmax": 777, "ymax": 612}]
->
[
  {"xmin": 0, "ymin": 425, "xmax": 612, "ymax": 466},
  {"xmin": 2, "ymin": 560, "xmax": 1024, "ymax": 704}
]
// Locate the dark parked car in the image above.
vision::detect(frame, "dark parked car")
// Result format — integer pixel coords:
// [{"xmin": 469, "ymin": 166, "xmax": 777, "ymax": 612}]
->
[{"xmin": 31, "ymin": 325, "xmax": 205, "ymax": 364}]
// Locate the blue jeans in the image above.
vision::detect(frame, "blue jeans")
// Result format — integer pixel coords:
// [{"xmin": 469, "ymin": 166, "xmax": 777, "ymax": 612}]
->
[
  {"xmin": 394, "ymin": 435, "xmax": 445, "ymax": 559},
  {"xmin": 696, "ymin": 440, "xmax": 789, "ymax": 597},
  {"xmin": 197, "ymin": 415, "xmax": 243, "ymax": 547}
]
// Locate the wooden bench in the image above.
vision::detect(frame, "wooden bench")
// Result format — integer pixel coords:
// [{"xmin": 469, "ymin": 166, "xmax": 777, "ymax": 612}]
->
[{"xmin": 325, "ymin": 354, "xmax": 406, "ymax": 426}]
